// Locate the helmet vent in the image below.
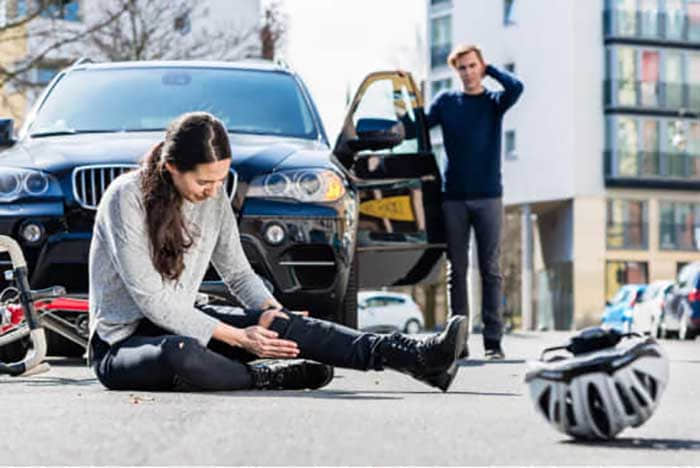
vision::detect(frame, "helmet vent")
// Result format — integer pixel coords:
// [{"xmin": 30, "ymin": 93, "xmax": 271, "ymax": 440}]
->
[
  {"xmin": 634, "ymin": 369, "xmax": 658, "ymax": 400},
  {"xmin": 615, "ymin": 382, "xmax": 635, "ymax": 415},
  {"xmin": 565, "ymin": 391, "xmax": 577, "ymax": 426},
  {"xmin": 587, "ymin": 383, "xmax": 611, "ymax": 437},
  {"xmin": 630, "ymin": 385, "xmax": 648, "ymax": 408},
  {"xmin": 553, "ymin": 401, "xmax": 560, "ymax": 423},
  {"xmin": 538, "ymin": 387, "xmax": 551, "ymax": 419}
]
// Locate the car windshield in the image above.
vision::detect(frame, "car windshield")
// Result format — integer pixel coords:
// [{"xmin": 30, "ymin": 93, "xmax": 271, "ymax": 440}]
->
[{"xmin": 29, "ymin": 67, "xmax": 318, "ymax": 139}]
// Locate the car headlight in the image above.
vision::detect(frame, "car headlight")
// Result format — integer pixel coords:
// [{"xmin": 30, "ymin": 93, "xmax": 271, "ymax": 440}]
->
[
  {"xmin": 247, "ymin": 169, "xmax": 346, "ymax": 202},
  {"xmin": 0, "ymin": 167, "xmax": 60, "ymax": 202}
]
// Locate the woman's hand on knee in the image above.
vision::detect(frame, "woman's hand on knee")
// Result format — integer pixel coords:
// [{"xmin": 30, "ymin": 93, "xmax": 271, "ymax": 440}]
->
[
  {"xmin": 242, "ymin": 325, "xmax": 299, "ymax": 358},
  {"xmin": 258, "ymin": 308, "xmax": 290, "ymax": 329}
]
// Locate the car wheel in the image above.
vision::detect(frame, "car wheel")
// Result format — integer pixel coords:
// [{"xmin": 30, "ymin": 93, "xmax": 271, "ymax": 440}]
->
[
  {"xmin": 404, "ymin": 319, "xmax": 421, "ymax": 334},
  {"xmin": 337, "ymin": 250, "xmax": 358, "ymax": 329},
  {"xmin": 679, "ymin": 310, "xmax": 696, "ymax": 341}
]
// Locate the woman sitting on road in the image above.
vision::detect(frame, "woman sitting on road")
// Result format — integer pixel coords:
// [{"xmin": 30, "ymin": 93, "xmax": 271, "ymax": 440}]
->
[{"xmin": 88, "ymin": 111, "xmax": 467, "ymax": 392}]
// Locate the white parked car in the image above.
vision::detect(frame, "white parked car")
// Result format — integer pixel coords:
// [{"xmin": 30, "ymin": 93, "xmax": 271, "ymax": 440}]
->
[
  {"xmin": 631, "ymin": 280, "xmax": 674, "ymax": 336},
  {"xmin": 357, "ymin": 291, "xmax": 424, "ymax": 334}
]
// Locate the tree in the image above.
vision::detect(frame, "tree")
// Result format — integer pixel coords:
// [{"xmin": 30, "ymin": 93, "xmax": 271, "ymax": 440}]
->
[
  {"xmin": 259, "ymin": 1, "xmax": 287, "ymax": 60},
  {"xmin": 0, "ymin": 0, "xmax": 129, "ymax": 117},
  {"xmin": 84, "ymin": 0, "xmax": 261, "ymax": 62}
]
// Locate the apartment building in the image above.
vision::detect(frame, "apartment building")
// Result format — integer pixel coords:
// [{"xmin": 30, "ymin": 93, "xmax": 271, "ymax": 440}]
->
[{"xmin": 426, "ymin": 0, "xmax": 699, "ymax": 329}]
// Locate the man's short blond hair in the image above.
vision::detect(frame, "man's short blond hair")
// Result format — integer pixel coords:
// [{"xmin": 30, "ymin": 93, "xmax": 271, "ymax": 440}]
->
[{"xmin": 447, "ymin": 44, "xmax": 485, "ymax": 68}]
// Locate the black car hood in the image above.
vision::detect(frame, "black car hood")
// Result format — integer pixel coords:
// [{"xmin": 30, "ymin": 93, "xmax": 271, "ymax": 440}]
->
[{"xmin": 0, "ymin": 132, "xmax": 335, "ymax": 180}]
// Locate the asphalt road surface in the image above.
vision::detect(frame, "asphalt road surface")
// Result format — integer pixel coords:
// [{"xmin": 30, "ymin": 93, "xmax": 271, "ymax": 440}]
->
[{"xmin": 1, "ymin": 331, "xmax": 698, "ymax": 465}]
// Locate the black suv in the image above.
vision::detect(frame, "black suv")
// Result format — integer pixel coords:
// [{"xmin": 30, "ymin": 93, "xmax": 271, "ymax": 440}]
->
[{"xmin": 0, "ymin": 59, "xmax": 445, "ymax": 331}]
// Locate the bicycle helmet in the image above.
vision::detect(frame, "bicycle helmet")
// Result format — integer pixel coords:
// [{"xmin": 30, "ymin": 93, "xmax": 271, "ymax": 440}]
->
[{"xmin": 525, "ymin": 327, "xmax": 669, "ymax": 440}]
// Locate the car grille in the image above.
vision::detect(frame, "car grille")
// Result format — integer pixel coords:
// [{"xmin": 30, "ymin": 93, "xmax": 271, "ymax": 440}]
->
[
  {"xmin": 72, "ymin": 165, "xmax": 138, "ymax": 210},
  {"xmin": 72, "ymin": 165, "xmax": 238, "ymax": 210}
]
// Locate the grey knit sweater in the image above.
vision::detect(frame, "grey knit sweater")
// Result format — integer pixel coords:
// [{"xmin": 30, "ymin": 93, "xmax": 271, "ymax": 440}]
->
[{"xmin": 88, "ymin": 170, "xmax": 273, "ymax": 348}]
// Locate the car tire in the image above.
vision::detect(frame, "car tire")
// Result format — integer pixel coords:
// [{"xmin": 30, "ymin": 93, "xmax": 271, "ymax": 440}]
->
[
  {"xmin": 338, "ymin": 251, "xmax": 358, "ymax": 329},
  {"xmin": 679, "ymin": 309, "xmax": 697, "ymax": 341},
  {"xmin": 404, "ymin": 319, "xmax": 421, "ymax": 334}
]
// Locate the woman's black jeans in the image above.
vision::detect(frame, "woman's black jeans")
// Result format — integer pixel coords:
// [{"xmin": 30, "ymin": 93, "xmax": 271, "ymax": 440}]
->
[{"xmin": 91, "ymin": 306, "xmax": 383, "ymax": 391}]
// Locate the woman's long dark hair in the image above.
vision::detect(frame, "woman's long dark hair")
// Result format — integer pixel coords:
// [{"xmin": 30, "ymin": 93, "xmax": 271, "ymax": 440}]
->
[{"xmin": 141, "ymin": 112, "xmax": 231, "ymax": 282}]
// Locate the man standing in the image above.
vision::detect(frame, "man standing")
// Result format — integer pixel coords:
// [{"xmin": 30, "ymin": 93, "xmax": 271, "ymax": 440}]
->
[{"xmin": 405, "ymin": 44, "xmax": 523, "ymax": 359}]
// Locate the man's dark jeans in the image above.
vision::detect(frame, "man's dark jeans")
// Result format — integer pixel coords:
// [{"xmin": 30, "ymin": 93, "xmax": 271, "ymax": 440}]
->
[{"xmin": 443, "ymin": 198, "xmax": 504, "ymax": 350}]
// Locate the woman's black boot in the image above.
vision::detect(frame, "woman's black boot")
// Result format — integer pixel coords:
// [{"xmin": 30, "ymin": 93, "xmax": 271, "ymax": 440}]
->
[
  {"xmin": 374, "ymin": 316, "xmax": 468, "ymax": 392},
  {"xmin": 247, "ymin": 359, "xmax": 334, "ymax": 390}
]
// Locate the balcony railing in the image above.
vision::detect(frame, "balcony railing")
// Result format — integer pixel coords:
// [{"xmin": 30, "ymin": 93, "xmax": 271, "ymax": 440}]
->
[
  {"xmin": 604, "ymin": 150, "xmax": 700, "ymax": 182},
  {"xmin": 659, "ymin": 222, "xmax": 700, "ymax": 251},
  {"xmin": 607, "ymin": 222, "xmax": 648, "ymax": 250},
  {"xmin": 431, "ymin": 44, "xmax": 451, "ymax": 69},
  {"xmin": 604, "ymin": 9, "xmax": 700, "ymax": 44},
  {"xmin": 604, "ymin": 79, "xmax": 700, "ymax": 111}
]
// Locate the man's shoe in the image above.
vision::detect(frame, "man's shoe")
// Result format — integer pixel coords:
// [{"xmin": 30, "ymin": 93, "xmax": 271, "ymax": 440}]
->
[
  {"xmin": 248, "ymin": 359, "xmax": 334, "ymax": 390},
  {"xmin": 484, "ymin": 348, "xmax": 505, "ymax": 360},
  {"xmin": 458, "ymin": 342, "xmax": 470, "ymax": 360}
]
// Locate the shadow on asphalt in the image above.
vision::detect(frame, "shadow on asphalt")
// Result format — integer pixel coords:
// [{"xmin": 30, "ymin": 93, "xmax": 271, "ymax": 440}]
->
[
  {"xmin": 562, "ymin": 437, "xmax": 700, "ymax": 451},
  {"xmin": 222, "ymin": 389, "xmax": 522, "ymax": 399},
  {"xmin": 457, "ymin": 359, "xmax": 526, "ymax": 367},
  {"xmin": 0, "ymin": 376, "xmax": 97, "ymax": 386}
]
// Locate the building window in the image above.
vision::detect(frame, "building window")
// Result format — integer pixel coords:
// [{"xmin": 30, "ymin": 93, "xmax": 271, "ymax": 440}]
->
[
  {"xmin": 605, "ymin": 260, "xmax": 648, "ymax": 301},
  {"xmin": 503, "ymin": 0, "xmax": 516, "ymax": 26},
  {"xmin": 665, "ymin": 0, "xmax": 685, "ymax": 40},
  {"xmin": 606, "ymin": 199, "xmax": 648, "ymax": 250},
  {"xmin": 615, "ymin": 47, "xmax": 636, "ymax": 106},
  {"xmin": 430, "ymin": 78, "xmax": 451, "ymax": 98},
  {"xmin": 430, "ymin": 15, "xmax": 451, "ymax": 69},
  {"xmin": 0, "ymin": 0, "xmax": 6, "ymax": 28},
  {"xmin": 36, "ymin": 66, "xmax": 59, "ymax": 85},
  {"xmin": 607, "ymin": 47, "xmax": 698, "ymax": 110},
  {"xmin": 640, "ymin": 50, "xmax": 659, "ymax": 107},
  {"xmin": 659, "ymin": 201, "xmax": 700, "ymax": 251},
  {"xmin": 504, "ymin": 130, "xmax": 517, "ymax": 160},
  {"xmin": 606, "ymin": 116, "xmax": 699, "ymax": 181},
  {"xmin": 639, "ymin": 0, "xmax": 659, "ymax": 37},
  {"xmin": 689, "ymin": 0, "xmax": 700, "ymax": 41},
  {"xmin": 40, "ymin": 0, "xmax": 80, "ymax": 22}
]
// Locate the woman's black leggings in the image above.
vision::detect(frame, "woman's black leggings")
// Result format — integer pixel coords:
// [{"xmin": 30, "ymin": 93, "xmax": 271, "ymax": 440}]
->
[{"xmin": 91, "ymin": 306, "xmax": 383, "ymax": 391}]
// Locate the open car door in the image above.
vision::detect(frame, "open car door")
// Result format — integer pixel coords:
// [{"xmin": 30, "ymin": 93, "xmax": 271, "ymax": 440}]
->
[{"xmin": 334, "ymin": 71, "xmax": 445, "ymax": 289}]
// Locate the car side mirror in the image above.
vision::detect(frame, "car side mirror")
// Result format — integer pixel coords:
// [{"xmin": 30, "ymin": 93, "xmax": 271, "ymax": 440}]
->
[
  {"xmin": 347, "ymin": 118, "xmax": 403, "ymax": 152},
  {"xmin": 0, "ymin": 119, "xmax": 15, "ymax": 147}
]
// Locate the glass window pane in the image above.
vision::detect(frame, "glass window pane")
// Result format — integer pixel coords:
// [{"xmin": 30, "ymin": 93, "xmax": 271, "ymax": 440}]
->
[
  {"xmin": 606, "ymin": 199, "xmax": 648, "ymax": 249},
  {"xmin": 664, "ymin": 52, "xmax": 683, "ymax": 108},
  {"xmin": 665, "ymin": 0, "xmax": 685, "ymax": 40},
  {"xmin": 689, "ymin": 1, "xmax": 700, "ymax": 42},
  {"xmin": 688, "ymin": 53, "xmax": 700, "ymax": 111},
  {"xmin": 640, "ymin": 0, "xmax": 659, "ymax": 36},
  {"xmin": 615, "ymin": 0, "xmax": 637, "ymax": 35},
  {"xmin": 640, "ymin": 120, "xmax": 659, "ymax": 175},
  {"xmin": 640, "ymin": 50, "xmax": 659, "ymax": 106},
  {"xmin": 617, "ymin": 47, "xmax": 637, "ymax": 106},
  {"xmin": 617, "ymin": 117, "xmax": 638, "ymax": 175}
]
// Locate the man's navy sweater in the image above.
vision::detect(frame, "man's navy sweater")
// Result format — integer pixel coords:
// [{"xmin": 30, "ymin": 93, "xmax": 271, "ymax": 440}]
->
[{"xmin": 426, "ymin": 65, "xmax": 523, "ymax": 200}]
